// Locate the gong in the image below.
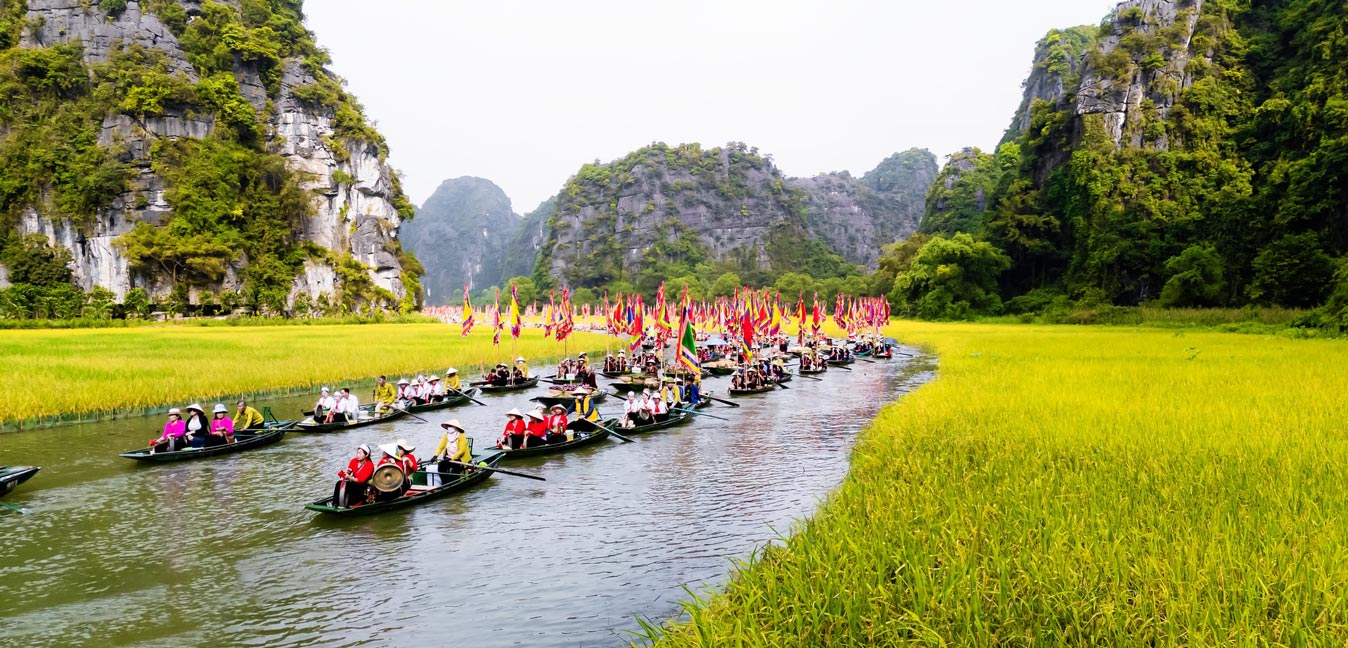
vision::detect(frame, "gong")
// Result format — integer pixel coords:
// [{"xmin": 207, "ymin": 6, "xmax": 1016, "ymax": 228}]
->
[{"xmin": 371, "ymin": 464, "xmax": 406, "ymax": 493}]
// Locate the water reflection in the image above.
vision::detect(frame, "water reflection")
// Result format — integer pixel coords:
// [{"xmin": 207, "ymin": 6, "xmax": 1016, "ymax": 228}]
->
[{"xmin": 0, "ymin": 354, "xmax": 931, "ymax": 647}]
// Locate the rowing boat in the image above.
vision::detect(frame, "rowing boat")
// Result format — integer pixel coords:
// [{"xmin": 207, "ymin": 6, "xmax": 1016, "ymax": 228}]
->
[
  {"xmin": 704, "ymin": 365, "xmax": 736, "ymax": 376},
  {"xmin": 0, "ymin": 466, "xmax": 39, "ymax": 496},
  {"xmin": 477, "ymin": 376, "xmax": 540, "ymax": 393},
  {"xmin": 728, "ymin": 385, "xmax": 776, "ymax": 396},
  {"xmin": 304, "ymin": 450, "xmax": 505, "ymax": 516},
  {"xmin": 826, "ymin": 357, "xmax": 855, "ymax": 366},
  {"xmin": 617, "ymin": 409, "xmax": 692, "ymax": 435},
  {"xmin": 404, "ymin": 388, "xmax": 480, "ymax": 413},
  {"xmin": 293, "ymin": 408, "xmax": 408, "ymax": 433},
  {"xmin": 531, "ymin": 389, "xmax": 607, "ymax": 411},
  {"xmin": 798, "ymin": 366, "xmax": 828, "ymax": 375},
  {"xmin": 120, "ymin": 424, "xmax": 293, "ymax": 462},
  {"xmin": 495, "ymin": 419, "xmax": 617, "ymax": 459},
  {"xmin": 608, "ymin": 378, "xmax": 661, "ymax": 394}
]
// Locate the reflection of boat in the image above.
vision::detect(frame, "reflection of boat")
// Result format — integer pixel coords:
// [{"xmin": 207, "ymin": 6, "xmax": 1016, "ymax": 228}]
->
[
  {"xmin": 496, "ymin": 419, "xmax": 618, "ymax": 459},
  {"xmin": 304, "ymin": 450, "xmax": 504, "ymax": 516},
  {"xmin": 0, "ymin": 466, "xmax": 40, "ymax": 496},
  {"xmin": 477, "ymin": 376, "xmax": 540, "ymax": 393},
  {"xmin": 294, "ymin": 409, "xmax": 408, "ymax": 433},
  {"xmin": 120, "ymin": 425, "xmax": 293, "ymax": 462}
]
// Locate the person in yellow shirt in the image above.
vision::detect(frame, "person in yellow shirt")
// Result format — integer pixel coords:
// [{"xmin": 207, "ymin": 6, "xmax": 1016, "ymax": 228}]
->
[
  {"xmin": 572, "ymin": 389, "xmax": 600, "ymax": 423},
  {"xmin": 514, "ymin": 357, "xmax": 529, "ymax": 382},
  {"xmin": 445, "ymin": 368, "xmax": 462, "ymax": 392},
  {"xmin": 432, "ymin": 419, "xmax": 473, "ymax": 482},
  {"xmin": 234, "ymin": 399, "xmax": 266, "ymax": 430},
  {"xmin": 372, "ymin": 375, "xmax": 397, "ymax": 412},
  {"xmin": 660, "ymin": 378, "xmax": 682, "ymax": 410}
]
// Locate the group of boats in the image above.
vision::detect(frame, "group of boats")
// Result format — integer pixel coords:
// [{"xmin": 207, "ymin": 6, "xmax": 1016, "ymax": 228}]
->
[{"xmin": 0, "ymin": 336, "xmax": 904, "ymax": 518}]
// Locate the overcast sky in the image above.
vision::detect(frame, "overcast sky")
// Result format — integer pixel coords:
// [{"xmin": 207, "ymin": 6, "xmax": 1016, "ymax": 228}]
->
[{"xmin": 303, "ymin": 0, "xmax": 1120, "ymax": 213}]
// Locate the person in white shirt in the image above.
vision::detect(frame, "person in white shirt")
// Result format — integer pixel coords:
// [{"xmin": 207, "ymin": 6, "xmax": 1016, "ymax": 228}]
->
[
  {"xmin": 330, "ymin": 389, "xmax": 352, "ymax": 423},
  {"xmin": 622, "ymin": 393, "xmax": 644, "ymax": 428},
  {"xmin": 396, "ymin": 378, "xmax": 410, "ymax": 401},
  {"xmin": 314, "ymin": 387, "xmax": 337, "ymax": 423},
  {"xmin": 428, "ymin": 375, "xmax": 445, "ymax": 401},
  {"xmin": 340, "ymin": 388, "xmax": 361, "ymax": 420}
]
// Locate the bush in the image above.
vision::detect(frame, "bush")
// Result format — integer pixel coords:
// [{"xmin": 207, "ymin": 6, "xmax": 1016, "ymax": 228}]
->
[
  {"xmin": 1159, "ymin": 244, "xmax": 1226, "ymax": 307},
  {"xmin": 1247, "ymin": 233, "xmax": 1335, "ymax": 308},
  {"xmin": 892, "ymin": 233, "xmax": 1011, "ymax": 320}
]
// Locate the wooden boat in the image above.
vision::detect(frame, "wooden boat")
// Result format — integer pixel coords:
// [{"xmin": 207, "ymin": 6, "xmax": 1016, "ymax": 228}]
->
[
  {"xmin": 704, "ymin": 365, "xmax": 736, "ymax": 376},
  {"xmin": 826, "ymin": 357, "xmax": 855, "ymax": 366},
  {"xmin": 404, "ymin": 388, "xmax": 479, "ymax": 413},
  {"xmin": 532, "ymin": 389, "xmax": 606, "ymax": 411},
  {"xmin": 495, "ymin": 419, "xmax": 617, "ymax": 459},
  {"xmin": 304, "ymin": 450, "xmax": 505, "ymax": 516},
  {"xmin": 476, "ymin": 376, "xmax": 540, "ymax": 393},
  {"xmin": 798, "ymin": 366, "xmax": 828, "ymax": 375},
  {"xmin": 120, "ymin": 424, "xmax": 293, "ymax": 462},
  {"xmin": 0, "ymin": 466, "xmax": 40, "ymax": 496},
  {"xmin": 620, "ymin": 409, "xmax": 692, "ymax": 435},
  {"xmin": 293, "ymin": 408, "xmax": 408, "ymax": 433},
  {"xmin": 873, "ymin": 348, "xmax": 893, "ymax": 359},
  {"xmin": 728, "ymin": 384, "xmax": 776, "ymax": 396},
  {"xmin": 599, "ymin": 370, "xmax": 629, "ymax": 379}
]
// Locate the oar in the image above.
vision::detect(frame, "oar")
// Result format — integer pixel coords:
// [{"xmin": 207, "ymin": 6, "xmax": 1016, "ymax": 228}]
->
[
  {"xmin": 449, "ymin": 388, "xmax": 487, "ymax": 407},
  {"xmin": 390, "ymin": 405, "xmax": 429, "ymax": 424},
  {"xmin": 424, "ymin": 461, "xmax": 545, "ymax": 481},
  {"xmin": 702, "ymin": 394, "xmax": 741, "ymax": 408},
  {"xmin": 674, "ymin": 407, "xmax": 729, "ymax": 422},
  {"xmin": 832, "ymin": 364, "xmax": 853, "ymax": 371},
  {"xmin": 586, "ymin": 419, "xmax": 633, "ymax": 443},
  {"xmin": 0, "ymin": 500, "xmax": 32, "ymax": 515},
  {"xmin": 774, "ymin": 380, "xmax": 790, "ymax": 389},
  {"xmin": 793, "ymin": 371, "xmax": 824, "ymax": 381}
]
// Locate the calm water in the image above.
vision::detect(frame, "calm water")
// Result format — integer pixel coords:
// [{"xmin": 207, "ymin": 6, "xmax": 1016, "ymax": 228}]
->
[{"xmin": 0, "ymin": 355, "xmax": 931, "ymax": 647}]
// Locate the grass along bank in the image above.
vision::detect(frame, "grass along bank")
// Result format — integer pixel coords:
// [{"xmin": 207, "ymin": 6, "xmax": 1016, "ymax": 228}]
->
[
  {"xmin": 0, "ymin": 324, "xmax": 607, "ymax": 427},
  {"xmin": 644, "ymin": 321, "xmax": 1348, "ymax": 645}
]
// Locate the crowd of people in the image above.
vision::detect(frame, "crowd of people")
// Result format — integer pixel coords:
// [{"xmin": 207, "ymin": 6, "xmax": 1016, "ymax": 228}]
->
[{"xmin": 149, "ymin": 399, "xmax": 266, "ymax": 452}]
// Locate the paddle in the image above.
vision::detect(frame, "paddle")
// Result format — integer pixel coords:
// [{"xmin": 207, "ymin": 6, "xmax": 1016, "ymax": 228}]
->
[
  {"xmin": 0, "ymin": 500, "xmax": 32, "ymax": 515},
  {"xmin": 832, "ymin": 364, "xmax": 853, "ymax": 371},
  {"xmin": 774, "ymin": 379, "xmax": 790, "ymax": 389},
  {"xmin": 702, "ymin": 394, "xmax": 741, "ymax": 408},
  {"xmin": 424, "ymin": 461, "xmax": 545, "ymax": 481},
  {"xmin": 585, "ymin": 419, "xmax": 633, "ymax": 443},
  {"xmin": 673, "ymin": 407, "xmax": 729, "ymax": 422},
  {"xmin": 449, "ymin": 388, "xmax": 487, "ymax": 407},
  {"xmin": 793, "ymin": 371, "xmax": 824, "ymax": 381},
  {"xmin": 389, "ymin": 405, "xmax": 429, "ymax": 424}
]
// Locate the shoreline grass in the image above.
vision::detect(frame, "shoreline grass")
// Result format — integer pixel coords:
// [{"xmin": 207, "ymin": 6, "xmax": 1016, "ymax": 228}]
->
[
  {"xmin": 644, "ymin": 321, "xmax": 1348, "ymax": 645},
  {"xmin": 0, "ymin": 324, "xmax": 607, "ymax": 426}
]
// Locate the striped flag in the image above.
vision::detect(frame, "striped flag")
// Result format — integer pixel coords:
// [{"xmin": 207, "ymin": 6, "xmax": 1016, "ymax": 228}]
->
[
  {"xmin": 461, "ymin": 284, "xmax": 474, "ymax": 337},
  {"xmin": 678, "ymin": 307, "xmax": 700, "ymax": 377}
]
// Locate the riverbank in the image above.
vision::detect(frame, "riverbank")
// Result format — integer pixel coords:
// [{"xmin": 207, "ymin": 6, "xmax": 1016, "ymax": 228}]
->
[
  {"xmin": 0, "ymin": 324, "xmax": 607, "ymax": 429},
  {"xmin": 644, "ymin": 322, "xmax": 1348, "ymax": 644}
]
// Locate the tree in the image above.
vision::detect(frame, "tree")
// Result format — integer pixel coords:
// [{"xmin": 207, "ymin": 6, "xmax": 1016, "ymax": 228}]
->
[
  {"xmin": 774, "ymin": 272, "xmax": 816, "ymax": 300},
  {"xmin": 1247, "ymin": 233, "xmax": 1335, "ymax": 307},
  {"xmin": 893, "ymin": 233, "xmax": 1011, "ymax": 320},
  {"xmin": 505, "ymin": 276, "xmax": 537, "ymax": 305},
  {"xmin": 123, "ymin": 287, "xmax": 152, "ymax": 319},
  {"xmin": 1, "ymin": 234, "xmax": 75, "ymax": 287},
  {"xmin": 1159, "ymin": 245, "xmax": 1226, "ymax": 307},
  {"xmin": 711, "ymin": 272, "xmax": 741, "ymax": 298}
]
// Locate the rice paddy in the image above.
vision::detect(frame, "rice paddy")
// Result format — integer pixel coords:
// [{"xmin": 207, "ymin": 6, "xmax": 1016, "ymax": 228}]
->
[
  {"xmin": 0, "ymin": 324, "xmax": 607, "ymax": 426},
  {"xmin": 644, "ymin": 321, "xmax": 1348, "ymax": 645}
]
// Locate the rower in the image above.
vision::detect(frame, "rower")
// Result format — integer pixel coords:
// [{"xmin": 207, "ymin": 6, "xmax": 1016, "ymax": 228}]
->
[
  {"xmin": 373, "ymin": 375, "xmax": 397, "ymax": 412},
  {"xmin": 545, "ymin": 404, "xmax": 570, "ymax": 444},
  {"xmin": 234, "ymin": 399, "xmax": 265, "ymax": 430},
  {"xmin": 432, "ymin": 419, "xmax": 472, "ymax": 481},
  {"xmin": 683, "ymin": 376, "xmax": 701, "ymax": 406},
  {"xmin": 524, "ymin": 409, "xmax": 547, "ymax": 447},
  {"xmin": 500, "ymin": 408, "xmax": 528, "ymax": 449},
  {"xmin": 660, "ymin": 378, "xmax": 682, "ymax": 410},
  {"xmin": 314, "ymin": 388, "xmax": 337, "ymax": 423},
  {"xmin": 209, "ymin": 403, "xmax": 235, "ymax": 446},
  {"xmin": 150, "ymin": 408, "xmax": 187, "ymax": 452},
  {"xmin": 445, "ymin": 368, "xmax": 461, "ymax": 392},
  {"xmin": 556, "ymin": 357, "xmax": 571, "ymax": 379},
  {"xmin": 515, "ymin": 357, "xmax": 530, "ymax": 381},
  {"xmin": 576, "ymin": 361, "xmax": 597, "ymax": 389},
  {"xmin": 573, "ymin": 388, "xmax": 600, "ymax": 422},
  {"xmin": 334, "ymin": 444, "xmax": 375, "ymax": 507}
]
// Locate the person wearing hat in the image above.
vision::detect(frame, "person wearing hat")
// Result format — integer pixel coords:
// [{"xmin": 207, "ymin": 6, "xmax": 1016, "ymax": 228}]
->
[
  {"xmin": 660, "ymin": 378, "xmax": 682, "ymax": 411},
  {"xmin": 545, "ymin": 404, "xmax": 570, "ymax": 443},
  {"xmin": 573, "ymin": 388, "xmax": 600, "ymax": 423},
  {"xmin": 576, "ymin": 361, "xmax": 597, "ymax": 389},
  {"xmin": 234, "ymin": 399, "xmax": 265, "ymax": 430},
  {"xmin": 603, "ymin": 353, "xmax": 617, "ymax": 373},
  {"xmin": 334, "ymin": 444, "xmax": 374, "ymax": 507},
  {"xmin": 510, "ymin": 361, "xmax": 527, "ymax": 385},
  {"xmin": 646, "ymin": 387, "xmax": 669, "ymax": 422},
  {"xmin": 372, "ymin": 443, "xmax": 406, "ymax": 500},
  {"xmin": 426, "ymin": 375, "xmax": 444, "ymax": 403},
  {"xmin": 621, "ymin": 392, "xmax": 644, "ymax": 428},
  {"xmin": 444, "ymin": 368, "xmax": 461, "ymax": 392},
  {"xmin": 184, "ymin": 404, "xmax": 210, "ymax": 448},
  {"xmin": 555, "ymin": 357, "xmax": 572, "ymax": 380},
  {"xmin": 523, "ymin": 409, "xmax": 547, "ymax": 447},
  {"xmin": 432, "ymin": 419, "xmax": 472, "ymax": 480},
  {"xmin": 208, "ymin": 403, "xmax": 235, "ymax": 446},
  {"xmin": 150, "ymin": 408, "xmax": 187, "ymax": 452},
  {"xmin": 373, "ymin": 375, "xmax": 397, "ymax": 413},
  {"xmin": 331, "ymin": 388, "xmax": 359, "ymax": 423},
  {"xmin": 515, "ymin": 356, "xmax": 529, "ymax": 379},
  {"xmin": 395, "ymin": 439, "xmax": 419, "ymax": 475},
  {"xmin": 313, "ymin": 387, "xmax": 336, "ymax": 423},
  {"xmin": 616, "ymin": 350, "xmax": 628, "ymax": 372},
  {"xmin": 395, "ymin": 378, "xmax": 411, "ymax": 400},
  {"xmin": 682, "ymin": 375, "xmax": 702, "ymax": 407},
  {"xmin": 499, "ymin": 409, "xmax": 527, "ymax": 449}
]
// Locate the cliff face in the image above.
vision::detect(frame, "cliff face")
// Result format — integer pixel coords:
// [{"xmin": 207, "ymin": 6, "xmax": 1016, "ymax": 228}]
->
[
  {"xmin": 535, "ymin": 142, "xmax": 933, "ymax": 288},
  {"xmin": 402, "ymin": 177, "xmax": 519, "ymax": 304},
  {"xmin": 0, "ymin": 0, "xmax": 415, "ymax": 307},
  {"xmin": 501, "ymin": 196, "xmax": 553, "ymax": 282}
]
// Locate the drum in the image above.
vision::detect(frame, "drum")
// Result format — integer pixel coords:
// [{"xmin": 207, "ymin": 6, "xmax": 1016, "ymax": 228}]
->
[{"xmin": 371, "ymin": 464, "xmax": 406, "ymax": 493}]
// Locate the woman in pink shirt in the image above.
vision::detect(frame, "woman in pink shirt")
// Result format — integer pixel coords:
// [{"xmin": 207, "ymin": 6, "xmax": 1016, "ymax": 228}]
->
[
  {"xmin": 208, "ymin": 403, "xmax": 235, "ymax": 446},
  {"xmin": 150, "ymin": 408, "xmax": 187, "ymax": 452}
]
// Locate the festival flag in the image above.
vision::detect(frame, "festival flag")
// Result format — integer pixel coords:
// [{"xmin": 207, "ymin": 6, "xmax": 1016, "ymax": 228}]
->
[
  {"xmin": 556, "ymin": 288, "xmax": 574, "ymax": 341},
  {"xmin": 678, "ymin": 307, "xmax": 700, "ymax": 377},
  {"xmin": 655, "ymin": 282, "xmax": 673, "ymax": 341},
  {"xmin": 492, "ymin": 288, "xmax": 502, "ymax": 346},
  {"xmin": 769, "ymin": 298, "xmax": 782, "ymax": 337},
  {"xmin": 811, "ymin": 293, "xmax": 822, "ymax": 336},
  {"xmin": 740, "ymin": 309, "xmax": 755, "ymax": 364},
  {"xmin": 461, "ymin": 284, "xmax": 474, "ymax": 337},
  {"xmin": 629, "ymin": 295, "xmax": 646, "ymax": 351},
  {"xmin": 542, "ymin": 291, "xmax": 555, "ymax": 338},
  {"xmin": 509, "ymin": 282, "xmax": 522, "ymax": 339}
]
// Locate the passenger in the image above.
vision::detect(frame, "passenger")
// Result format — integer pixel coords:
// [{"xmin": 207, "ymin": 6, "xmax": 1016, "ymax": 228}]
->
[
  {"xmin": 661, "ymin": 378, "xmax": 682, "ymax": 410},
  {"xmin": 576, "ymin": 362, "xmax": 597, "ymax": 389},
  {"xmin": 313, "ymin": 387, "xmax": 337, "ymax": 423},
  {"xmin": 500, "ymin": 409, "xmax": 527, "ymax": 449},
  {"xmin": 184, "ymin": 404, "xmax": 210, "ymax": 448},
  {"xmin": 427, "ymin": 375, "xmax": 444, "ymax": 402},
  {"xmin": 617, "ymin": 351, "xmax": 628, "ymax": 372},
  {"xmin": 373, "ymin": 375, "xmax": 397, "ymax": 412},
  {"xmin": 329, "ymin": 388, "xmax": 352, "ymax": 423},
  {"xmin": 333, "ymin": 444, "xmax": 375, "ymax": 508},
  {"xmin": 573, "ymin": 388, "xmax": 600, "ymax": 423},
  {"xmin": 648, "ymin": 387, "xmax": 669, "ymax": 422},
  {"xmin": 524, "ymin": 409, "xmax": 547, "ymax": 447},
  {"xmin": 684, "ymin": 377, "xmax": 701, "ymax": 407},
  {"xmin": 621, "ymin": 392, "xmax": 642, "ymax": 428},
  {"xmin": 150, "ymin": 408, "xmax": 187, "ymax": 452},
  {"xmin": 432, "ymin": 419, "xmax": 472, "ymax": 480},
  {"xmin": 545, "ymin": 404, "xmax": 570, "ymax": 444},
  {"xmin": 208, "ymin": 403, "xmax": 234, "ymax": 446},
  {"xmin": 395, "ymin": 439, "xmax": 418, "ymax": 490},
  {"xmin": 234, "ymin": 399, "xmax": 266, "ymax": 430},
  {"xmin": 374, "ymin": 443, "xmax": 405, "ymax": 499},
  {"xmin": 396, "ymin": 378, "xmax": 411, "ymax": 400}
]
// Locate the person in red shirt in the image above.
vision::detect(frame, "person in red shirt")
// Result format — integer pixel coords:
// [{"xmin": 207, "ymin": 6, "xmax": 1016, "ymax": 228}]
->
[
  {"xmin": 333, "ymin": 444, "xmax": 375, "ymax": 507},
  {"xmin": 545, "ymin": 404, "xmax": 570, "ymax": 444},
  {"xmin": 500, "ymin": 409, "xmax": 527, "ymax": 449},
  {"xmin": 396, "ymin": 439, "xmax": 419, "ymax": 474},
  {"xmin": 524, "ymin": 410, "xmax": 547, "ymax": 447}
]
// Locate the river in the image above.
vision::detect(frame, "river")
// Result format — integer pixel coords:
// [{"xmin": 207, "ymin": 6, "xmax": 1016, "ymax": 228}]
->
[{"xmin": 0, "ymin": 355, "xmax": 931, "ymax": 647}]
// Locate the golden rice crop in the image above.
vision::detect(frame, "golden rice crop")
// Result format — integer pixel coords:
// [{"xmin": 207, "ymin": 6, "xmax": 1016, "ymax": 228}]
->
[
  {"xmin": 0, "ymin": 323, "xmax": 609, "ymax": 424},
  {"xmin": 644, "ymin": 321, "xmax": 1348, "ymax": 645}
]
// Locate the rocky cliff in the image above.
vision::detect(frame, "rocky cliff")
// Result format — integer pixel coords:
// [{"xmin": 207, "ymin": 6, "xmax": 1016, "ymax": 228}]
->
[
  {"xmin": 534, "ymin": 142, "xmax": 933, "ymax": 290},
  {"xmin": 0, "ymin": 0, "xmax": 417, "ymax": 310},
  {"xmin": 402, "ymin": 177, "xmax": 519, "ymax": 305}
]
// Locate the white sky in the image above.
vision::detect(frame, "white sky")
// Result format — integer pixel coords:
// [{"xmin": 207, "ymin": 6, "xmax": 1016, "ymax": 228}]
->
[{"xmin": 303, "ymin": 0, "xmax": 1120, "ymax": 213}]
